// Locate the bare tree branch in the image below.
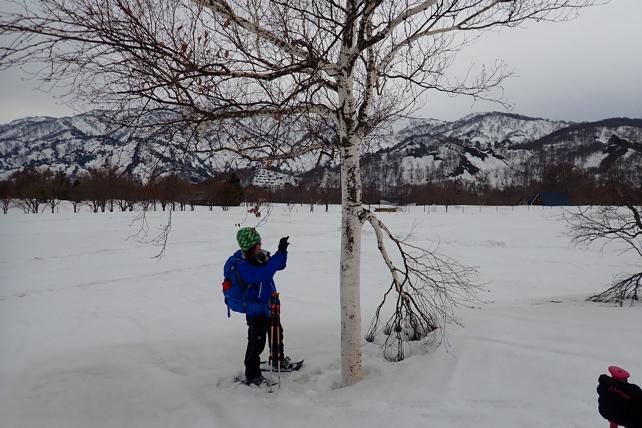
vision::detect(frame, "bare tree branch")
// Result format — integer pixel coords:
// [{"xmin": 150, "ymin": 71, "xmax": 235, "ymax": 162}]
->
[
  {"xmin": 566, "ymin": 196, "xmax": 642, "ymax": 303},
  {"xmin": 129, "ymin": 208, "xmax": 173, "ymax": 259},
  {"xmin": 363, "ymin": 209, "xmax": 479, "ymax": 361}
]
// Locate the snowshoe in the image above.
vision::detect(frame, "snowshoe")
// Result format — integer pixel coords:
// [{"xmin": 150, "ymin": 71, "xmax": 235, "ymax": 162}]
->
[
  {"xmin": 234, "ymin": 374, "xmax": 278, "ymax": 387},
  {"xmin": 261, "ymin": 357, "xmax": 304, "ymax": 372}
]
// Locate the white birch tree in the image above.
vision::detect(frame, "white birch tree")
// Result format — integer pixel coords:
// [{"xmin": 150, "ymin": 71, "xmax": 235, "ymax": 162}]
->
[{"xmin": 1, "ymin": 0, "xmax": 599, "ymax": 385}]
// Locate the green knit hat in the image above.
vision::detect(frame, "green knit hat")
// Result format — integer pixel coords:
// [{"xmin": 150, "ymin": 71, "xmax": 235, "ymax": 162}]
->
[{"xmin": 237, "ymin": 227, "xmax": 261, "ymax": 251}]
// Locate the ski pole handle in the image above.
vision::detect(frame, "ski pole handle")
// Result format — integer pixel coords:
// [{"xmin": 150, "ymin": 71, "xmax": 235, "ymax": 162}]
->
[{"xmin": 608, "ymin": 366, "xmax": 630, "ymax": 428}]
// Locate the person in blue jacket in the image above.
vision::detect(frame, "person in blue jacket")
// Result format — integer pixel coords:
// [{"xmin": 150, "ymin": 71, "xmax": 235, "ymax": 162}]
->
[{"xmin": 224, "ymin": 227, "xmax": 292, "ymax": 385}]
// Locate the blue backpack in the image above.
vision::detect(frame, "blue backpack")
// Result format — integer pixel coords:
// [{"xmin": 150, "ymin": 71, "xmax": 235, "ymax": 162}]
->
[{"xmin": 222, "ymin": 257, "xmax": 249, "ymax": 317}]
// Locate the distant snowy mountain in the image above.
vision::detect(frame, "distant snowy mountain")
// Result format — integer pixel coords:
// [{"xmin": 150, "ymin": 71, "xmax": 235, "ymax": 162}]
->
[
  {"xmin": 1, "ymin": 111, "xmax": 640, "ymax": 189},
  {"xmin": 356, "ymin": 115, "xmax": 642, "ymax": 189},
  {"xmin": 0, "ymin": 111, "xmax": 328, "ymax": 183},
  {"xmin": 0, "ymin": 112, "xmax": 228, "ymax": 180},
  {"xmin": 432, "ymin": 112, "xmax": 571, "ymax": 146}
]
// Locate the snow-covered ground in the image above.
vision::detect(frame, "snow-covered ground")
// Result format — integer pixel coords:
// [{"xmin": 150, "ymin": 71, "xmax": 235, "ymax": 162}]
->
[{"xmin": 1, "ymin": 204, "xmax": 640, "ymax": 428}]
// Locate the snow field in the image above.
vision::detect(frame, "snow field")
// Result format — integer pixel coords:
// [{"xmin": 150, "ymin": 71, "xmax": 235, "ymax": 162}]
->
[{"xmin": 1, "ymin": 204, "xmax": 640, "ymax": 428}]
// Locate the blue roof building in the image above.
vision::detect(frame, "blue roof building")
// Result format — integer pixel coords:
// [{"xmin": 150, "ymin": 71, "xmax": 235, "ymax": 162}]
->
[{"xmin": 528, "ymin": 192, "xmax": 572, "ymax": 206}]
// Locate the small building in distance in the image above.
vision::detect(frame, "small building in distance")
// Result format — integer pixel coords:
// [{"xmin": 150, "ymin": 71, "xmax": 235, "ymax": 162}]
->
[{"xmin": 527, "ymin": 191, "xmax": 572, "ymax": 206}]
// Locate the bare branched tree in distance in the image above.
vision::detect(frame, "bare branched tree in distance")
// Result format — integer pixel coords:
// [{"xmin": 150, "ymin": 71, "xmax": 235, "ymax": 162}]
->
[
  {"xmin": 79, "ymin": 167, "xmax": 118, "ymax": 213},
  {"xmin": 1, "ymin": 0, "xmax": 600, "ymax": 385},
  {"xmin": 41, "ymin": 170, "xmax": 68, "ymax": 214},
  {"xmin": 0, "ymin": 180, "xmax": 11, "ymax": 214},
  {"xmin": 566, "ymin": 188, "xmax": 642, "ymax": 304},
  {"xmin": 11, "ymin": 169, "xmax": 48, "ymax": 214}
]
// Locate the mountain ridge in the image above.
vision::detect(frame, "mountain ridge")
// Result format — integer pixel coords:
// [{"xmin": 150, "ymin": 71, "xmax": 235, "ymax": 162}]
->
[{"xmin": 1, "ymin": 111, "xmax": 640, "ymax": 189}]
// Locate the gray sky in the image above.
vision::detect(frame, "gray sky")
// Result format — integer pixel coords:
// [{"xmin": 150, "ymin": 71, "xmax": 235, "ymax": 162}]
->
[{"xmin": 0, "ymin": 0, "xmax": 640, "ymax": 124}]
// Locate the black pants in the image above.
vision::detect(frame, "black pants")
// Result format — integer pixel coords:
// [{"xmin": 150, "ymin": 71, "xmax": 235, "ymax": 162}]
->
[{"xmin": 244, "ymin": 314, "xmax": 284, "ymax": 380}]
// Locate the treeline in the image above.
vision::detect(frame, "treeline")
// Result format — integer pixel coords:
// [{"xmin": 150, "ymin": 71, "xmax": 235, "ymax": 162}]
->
[
  {"xmin": 362, "ymin": 162, "xmax": 642, "ymax": 206},
  {"xmin": 227, "ymin": 162, "xmax": 641, "ymax": 206},
  {"xmin": 1, "ymin": 162, "xmax": 640, "ymax": 214},
  {"xmin": 0, "ymin": 167, "xmax": 243, "ymax": 214}
]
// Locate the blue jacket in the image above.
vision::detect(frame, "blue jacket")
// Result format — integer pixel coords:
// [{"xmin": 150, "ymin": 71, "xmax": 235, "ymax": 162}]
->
[{"xmin": 223, "ymin": 249, "xmax": 287, "ymax": 317}]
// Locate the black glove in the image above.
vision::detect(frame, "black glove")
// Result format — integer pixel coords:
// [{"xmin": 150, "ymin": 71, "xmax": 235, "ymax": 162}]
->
[
  {"xmin": 278, "ymin": 236, "xmax": 289, "ymax": 253},
  {"xmin": 597, "ymin": 374, "xmax": 642, "ymax": 428}
]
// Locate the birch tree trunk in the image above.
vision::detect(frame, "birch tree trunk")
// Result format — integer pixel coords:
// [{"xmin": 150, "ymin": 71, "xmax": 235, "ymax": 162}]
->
[
  {"xmin": 339, "ymin": 140, "xmax": 363, "ymax": 385},
  {"xmin": 337, "ymin": 63, "xmax": 364, "ymax": 383},
  {"xmin": 335, "ymin": 0, "xmax": 366, "ymax": 386}
]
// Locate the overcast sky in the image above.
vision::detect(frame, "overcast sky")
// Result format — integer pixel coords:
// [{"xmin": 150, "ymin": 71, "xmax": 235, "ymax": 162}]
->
[{"xmin": 0, "ymin": 0, "xmax": 640, "ymax": 124}]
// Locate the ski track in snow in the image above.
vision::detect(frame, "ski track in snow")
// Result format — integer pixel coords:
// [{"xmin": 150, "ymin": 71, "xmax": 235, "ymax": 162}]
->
[{"xmin": 1, "ymin": 203, "xmax": 641, "ymax": 428}]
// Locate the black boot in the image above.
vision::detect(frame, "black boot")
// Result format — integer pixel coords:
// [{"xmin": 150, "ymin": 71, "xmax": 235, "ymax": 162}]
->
[{"xmin": 245, "ymin": 374, "xmax": 266, "ymax": 386}]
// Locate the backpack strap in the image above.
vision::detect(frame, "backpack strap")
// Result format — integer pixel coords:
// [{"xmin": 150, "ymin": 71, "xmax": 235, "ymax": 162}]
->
[{"xmin": 234, "ymin": 268, "xmax": 252, "ymax": 310}]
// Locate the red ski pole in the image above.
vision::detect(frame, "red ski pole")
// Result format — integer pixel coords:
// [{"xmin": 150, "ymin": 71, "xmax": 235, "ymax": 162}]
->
[{"xmin": 607, "ymin": 366, "xmax": 630, "ymax": 428}]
